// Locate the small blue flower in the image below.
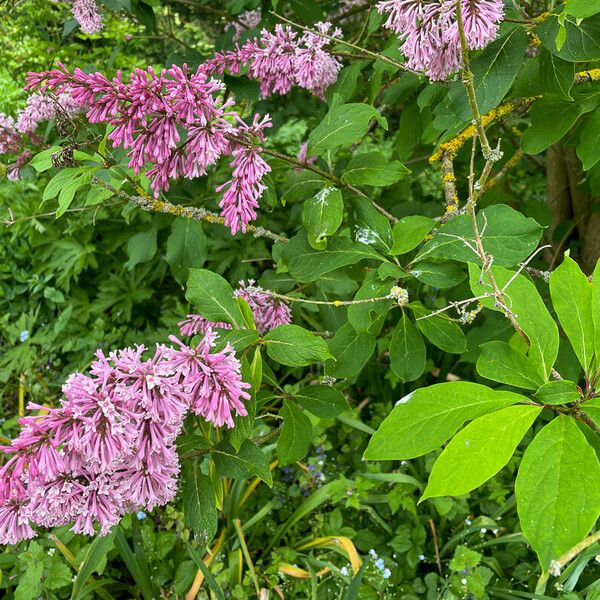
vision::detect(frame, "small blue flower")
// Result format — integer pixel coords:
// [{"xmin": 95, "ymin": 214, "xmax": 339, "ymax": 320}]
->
[
  {"xmin": 418, "ymin": 554, "xmax": 425, "ymax": 561},
  {"xmin": 136, "ymin": 511, "xmax": 147, "ymax": 520},
  {"xmin": 382, "ymin": 568, "xmax": 391, "ymax": 579},
  {"xmin": 340, "ymin": 566, "xmax": 349, "ymax": 576},
  {"xmin": 19, "ymin": 330, "xmax": 29, "ymax": 343},
  {"xmin": 375, "ymin": 558, "xmax": 385, "ymax": 570}
]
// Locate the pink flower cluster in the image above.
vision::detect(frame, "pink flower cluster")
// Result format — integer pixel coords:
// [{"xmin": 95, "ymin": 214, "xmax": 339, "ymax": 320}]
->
[
  {"xmin": 377, "ymin": 0, "xmax": 504, "ymax": 80},
  {"xmin": 16, "ymin": 91, "xmax": 80, "ymax": 135},
  {"xmin": 178, "ymin": 279, "xmax": 292, "ymax": 338},
  {"xmin": 205, "ymin": 22, "xmax": 343, "ymax": 99},
  {"xmin": 26, "ymin": 64, "xmax": 272, "ymax": 233},
  {"xmin": 71, "ymin": 0, "xmax": 103, "ymax": 34},
  {"xmin": 0, "ymin": 331, "xmax": 249, "ymax": 545},
  {"xmin": 0, "ymin": 114, "xmax": 21, "ymax": 155}
]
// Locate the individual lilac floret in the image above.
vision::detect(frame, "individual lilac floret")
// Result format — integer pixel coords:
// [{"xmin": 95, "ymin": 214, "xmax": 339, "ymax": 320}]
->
[
  {"xmin": 377, "ymin": 0, "xmax": 504, "ymax": 80},
  {"xmin": 234, "ymin": 279, "xmax": 292, "ymax": 334},
  {"xmin": 71, "ymin": 0, "xmax": 103, "ymax": 35}
]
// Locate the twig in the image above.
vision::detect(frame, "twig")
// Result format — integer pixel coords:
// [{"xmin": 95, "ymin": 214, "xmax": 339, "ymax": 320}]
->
[{"xmin": 428, "ymin": 519, "xmax": 443, "ymax": 576}]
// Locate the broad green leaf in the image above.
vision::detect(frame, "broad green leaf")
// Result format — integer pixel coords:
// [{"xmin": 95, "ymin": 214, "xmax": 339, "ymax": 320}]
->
[
  {"xmin": 43, "ymin": 167, "xmax": 80, "ymax": 201},
  {"xmin": 185, "ymin": 268, "xmax": 243, "ymax": 328},
  {"xmin": 213, "ymin": 329, "xmax": 259, "ymax": 353},
  {"xmin": 522, "ymin": 94, "xmax": 600, "ymax": 154},
  {"xmin": 302, "ymin": 187, "xmax": 344, "ymax": 249},
  {"xmin": 537, "ymin": 14, "xmax": 600, "ymax": 61},
  {"xmin": 347, "ymin": 275, "xmax": 393, "ymax": 334},
  {"xmin": 412, "ymin": 261, "xmax": 466, "ymax": 289},
  {"xmin": 477, "ymin": 341, "xmax": 546, "ymax": 390},
  {"xmin": 539, "ymin": 49, "xmax": 575, "ymax": 100},
  {"xmin": 211, "ymin": 440, "xmax": 272, "ymax": 486},
  {"xmin": 435, "ymin": 27, "xmax": 527, "ymax": 129},
  {"xmin": 581, "ymin": 397, "xmax": 600, "ymax": 425},
  {"xmin": 411, "ymin": 303, "xmax": 467, "ymax": 354},
  {"xmin": 341, "ymin": 151, "xmax": 410, "ymax": 186},
  {"xmin": 421, "ymin": 405, "xmax": 541, "ymax": 501},
  {"xmin": 515, "ymin": 416, "xmax": 600, "ymax": 569},
  {"xmin": 282, "ymin": 170, "xmax": 327, "ymax": 203},
  {"xmin": 415, "ymin": 205, "xmax": 542, "ymax": 268},
  {"xmin": 308, "ymin": 101, "xmax": 387, "ymax": 155},
  {"xmin": 325, "ymin": 323, "xmax": 376, "ymax": 378},
  {"xmin": 281, "ymin": 231, "xmax": 383, "ymax": 282},
  {"xmin": 182, "ymin": 462, "xmax": 217, "ymax": 543},
  {"xmin": 390, "ymin": 215, "xmax": 435, "ymax": 255},
  {"xmin": 534, "ymin": 380, "xmax": 581, "ymax": 405},
  {"xmin": 294, "ymin": 384, "xmax": 349, "ymax": 418},
  {"xmin": 29, "ymin": 146, "xmax": 61, "ymax": 172},
  {"xmin": 566, "ymin": 0, "xmax": 600, "ymax": 18},
  {"xmin": 165, "ymin": 218, "xmax": 207, "ymax": 284},
  {"xmin": 469, "ymin": 264, "xmax": 559, "ymax": 378},
  {"xmin": 71, "ymin": 529, "xmax": 116, "ymax": 600},
  {"xmin": 124, "ymin": 229, "xmax": 157, "ymax": 271},
  {"xmin": 550, "ymin": 255, "xmax": 594, "ymax": 371},
  {"xmin": 593, "ymin": 260, "xmax": 600, "ymax": 364},
  {"xmin": 349, "ymin": 196, "xmax": 394, "ymax": 253},
  {"xmin": 389, "ymin": 312, "xmax": 426, "ymax": 382},
  {"xmin": 263, "ymin": 324, "xmax": 332, "ymax": 367},
  {"xmin": 277, "ymin": 400, "xmax": 312, "ymax": 465},
  {"xmin": 577, "ymin": 106, "xmax": 600, "ymax": 171},
  {"xmin": 364, "ymin": 382, "xmax": 526, "ymax": 460}
]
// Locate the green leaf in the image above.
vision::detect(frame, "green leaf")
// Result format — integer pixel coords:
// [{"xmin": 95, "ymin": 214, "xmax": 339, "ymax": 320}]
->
[
  {"xmin": 294, "ymin": 384, "xmax": 349, "ymax": 418},
  {"xmin": 114, "ymin": 528, "xmax": 159, "ymax": 600},
  {"xmin": 282, "ymin": 170, "xmax": 327, "ymax": 203},
  {"xmin": 71, "ymin": 529, "xmax": 116, "ymax": 600},
  {"xmin": 515, "ymin": 416, "xmax": 600, "ymax": 569},
  {"xmin": 124, "ymin": 229, "xmax": 157, "ymax": 271},
  {"xmin": 477, "ymin": 341, "xmax": 546, "ymax": 390},
  {"xmin": 211, "ymin": 440, "xmax": 272, "ymax": 486},
  {"xmin": 341, "ymin": 151, "xmax": 410, "ymax": 186},
  {"xmin": 412, "ymin": 261, "xmax": 466, "ymax": 289},
  {"xmin": 550, "ymin": 255, "xmax": 594, "ymax": 371},
  {"xmin": 347, "ymin": 275, "xmax": 393, "ymax": 334},
  {"xmin": 534, "ymin": 380, "xmax": 581, "ymax": 405},
  {"xmin": 349, "ymin": 196, "xmax": 393, "ymax": 253},
  {"xmin": 302, "ymin": 187, "xmax": 344, "ymax": 249},
  {"xmin": 593, "ymin": 260, "xmax": 600, "ymax": 365},
  {"xmin": 166, "ymin": 218, "xmax": 207, "ymax": 284},
  {"xmin": 282, "ymin": 231, "xmax": 383, "ymax": 282},
  {"xmin": 43, "ymin": 167, "xmax": 80, "ymax": 201},
  {"xmin": 364, "ymin": 382, "xmax": 526, "ymax": 460},
  {"xmin": 435, "ymin": 27, "xmax": 527, "ymax": 129},
  {"xmin": 421, "ymin": 405, "xmax": 541, "ymax": 501},
  {"xmin": 29, "ymin": 146, "xmax": 61, "ymax": 172},
  {"xmin": 277, "ymin": 400, "xmax": 312, "ymax": 465},
  {"xmin": 182, "ymin": 462, "xmax": 217, "ymax": 543},
  {"xmin": 411, "ymin": 303, "xmax": 467, "ymax": 354},
  {"xmin": 539, "ymin": 49, "xmax": 575, "ymax": 100},
  {"xmin": 263, "ymin": 324, "xmax": 332, "ymax": 367},
  {"xmin": 185, "ymin": 268, "xmax": 243, "ymax": 328},
  {"xmin": 324, "ymin": 323, "xmax": 376, "ymax": 377},
  {"xmin": 184, "ymin": 542, "xmax": 226, "ymax": 600},
  {"xmin": 537, "ymin": 14, "xmax": 600, "ymax": 61},
  {"xmin": 469, "ymin": 264, "xmax": 559, "ymax": 378},
  {"xmin": 522, "ymin": 94, "xmax": 600, "ymax": 154},
  {"xmin": 581, "ymin": 397, "xmax": 600, "ymax": 425},
  {"xmin": 415, "ymin": 205, "xmax": 542, "ymax": 268},
  {"xmin": 389, "ymin": 312, "xmax": 426, "ymax": 382},
  {"xmin": 566, "ymin": 0, "xmax": 600, "ymax": 18},
  {"xmin": 390, "ymin": 215, "xmax": 435, "ymax": 255},
  {"xmin": 577, "ymin": 106, "xmax": 600, "ymax": 171},
  {"xmin": 308, "ymin": 101, "xmax": 387, "ymax": 155}
]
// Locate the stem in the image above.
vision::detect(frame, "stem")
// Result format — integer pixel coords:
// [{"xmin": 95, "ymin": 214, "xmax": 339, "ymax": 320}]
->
[
  {"xmin": 548, "ymin": 530, "xmax": 600, "ymax": 577},
  {"xmin": 263, "ymin": 289, "xmax": 394, "ymax": 307}
]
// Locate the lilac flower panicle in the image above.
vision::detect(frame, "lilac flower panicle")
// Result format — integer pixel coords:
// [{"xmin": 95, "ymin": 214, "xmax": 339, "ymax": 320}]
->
[
  {"xmin": 178, "ymin": 314, "xmax": 232, "ymax": 337},
  {"xmin": 234, "ymin": 280, "xmax": 292, "ymax": 333},
  {"xmin": 0, "ymin": 114, "xmax": 21, "ymax": 155},
  {"xmin": 16, "ymin": 92, "xmax": 80, "ymax": 135},
  {"xmin": 377, "ymin": 0, "xmax": 504, "ymax": 80},
  {"xmin": 71, "ymin": 0, "xmax": 103, "ymax": 35},
  {"xmin": 0, "ymin": 330, "xmax": 249, "ymax": 545}
]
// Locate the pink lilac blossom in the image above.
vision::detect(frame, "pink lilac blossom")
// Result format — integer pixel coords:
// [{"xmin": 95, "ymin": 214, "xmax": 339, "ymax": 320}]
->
[
  {"xmin": 234, "ymin": 280, "xmax": 292, "ymax": 333},
  {"xmin": 7, "ymin": 150, "xmax": 32, "ymax": 182},
  {"xmin": 71, "ymin": 0, "xmax": 104, "ymax": 35},
  {"xmin": 205, "ymin": 22, "xmax": 343, "ymax": 99},
  {"xmin": 228, "ymin": 9, "xmax": 262, "ymax": 41},
  {"xmin": 0, "ymin": 114, "xmax": 21, "ymax": 155},
  {"xmin": 26, "ymin": 64, "xmax": 272, "ymax": 233},
  {"xmin": 0, "ymin": 331, "xmax": 249, "ymax": 545},
  {"xmin": 377, "ymin": 0, "xmax": 504, "ymax": 80},
  {"xmin": 16, "ymin": 91, "xmax": 80, "ymax": 135},
  {"xmin": 178, "ymin": 314, "xmax": 232, "ymax": 337}
]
